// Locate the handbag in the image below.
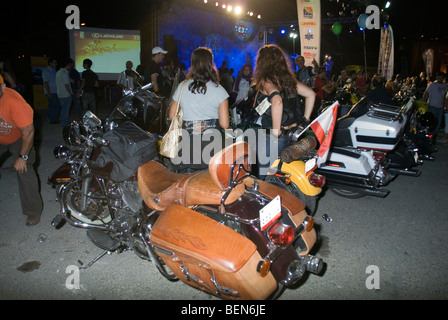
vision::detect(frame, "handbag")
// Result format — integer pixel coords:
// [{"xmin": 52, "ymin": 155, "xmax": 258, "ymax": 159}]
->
[{"xmin": 159, "ymin": 81, "xmax": 186, "ymax": 158}]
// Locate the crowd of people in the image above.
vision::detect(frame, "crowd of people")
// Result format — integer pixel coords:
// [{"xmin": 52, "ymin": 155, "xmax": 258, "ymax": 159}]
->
[{"xmin": 2, "ymin": 41, "xmax": 448, "ymax": 226}]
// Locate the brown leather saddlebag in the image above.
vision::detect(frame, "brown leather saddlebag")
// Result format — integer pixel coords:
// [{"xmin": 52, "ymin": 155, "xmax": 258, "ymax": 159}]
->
[{"xmin": 150, "ymin": 204, "xmax": 277, "ymax": 300}]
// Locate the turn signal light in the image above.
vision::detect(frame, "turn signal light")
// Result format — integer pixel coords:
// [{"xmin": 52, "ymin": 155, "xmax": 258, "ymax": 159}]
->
[
  {"xmin": 268, "ymin": 221, "xmax": 295, "ymax": 248},
  {"xmin": 304, "ymin": 216, "xmax": 314, "ymax": 232},
  {"xmin": 257, "ymin": 259, "xmax": 271, "ymax": 277},
  {"xmin": 308, "ymin": 172, "xmax": 326, "ymax": 188}
]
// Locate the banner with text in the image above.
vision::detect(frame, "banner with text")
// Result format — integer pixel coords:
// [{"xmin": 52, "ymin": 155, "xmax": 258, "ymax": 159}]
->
[
  {"xmin": 377, "ymin": 25, "xmax": 394, "ymax": 81},
  {"xmin": 296, "ymin": 0, "xmax": 321, "ymax": 66}
]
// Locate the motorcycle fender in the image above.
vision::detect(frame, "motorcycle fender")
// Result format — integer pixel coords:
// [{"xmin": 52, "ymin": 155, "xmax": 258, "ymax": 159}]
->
[
  {"xmin": 150, "ymin": 204, "xmax": 277, "ymax": 300},
  {"xmin": 48, "ymin": 164, "xmax": 72, "ymax": 186},
  {"xmin": 270, "ymin": 159, "xmax": 322, "ymax": 197},
  {"xmin": 245, "ymin": 178, "xmax": 317, "ymax": 256}
]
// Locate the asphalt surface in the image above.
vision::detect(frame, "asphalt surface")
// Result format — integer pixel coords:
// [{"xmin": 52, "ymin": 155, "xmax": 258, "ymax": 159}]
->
[{"xmin": 1, "ymin": 106, "xmax": 448, "ymax": 304}]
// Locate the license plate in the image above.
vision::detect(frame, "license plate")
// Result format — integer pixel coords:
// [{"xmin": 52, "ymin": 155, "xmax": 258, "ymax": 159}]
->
[
  {"xmin": 305, "ymin": 157, "xmax": 317, "ymax": 174},
  {"xmin": 260, "ymin": 195, "xmax": 282, "ymax": 231}
]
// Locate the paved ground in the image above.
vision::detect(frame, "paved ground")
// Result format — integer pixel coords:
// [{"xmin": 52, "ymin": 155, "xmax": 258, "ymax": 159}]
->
[{"xmin": 1, "ymin": 105, "xmax": 447, "ymax": 303}]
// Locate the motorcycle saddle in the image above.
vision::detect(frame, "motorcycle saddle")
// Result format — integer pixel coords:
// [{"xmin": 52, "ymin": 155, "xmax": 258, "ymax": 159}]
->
[{"xmin": 138, "ymin": 142, "xmax": 250, "ymax": 211}]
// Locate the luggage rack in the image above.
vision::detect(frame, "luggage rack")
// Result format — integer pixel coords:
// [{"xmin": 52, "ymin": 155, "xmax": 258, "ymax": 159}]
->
[{"xmin": 367, "ymin": 102, "xmax": 403, "ymax": 122}]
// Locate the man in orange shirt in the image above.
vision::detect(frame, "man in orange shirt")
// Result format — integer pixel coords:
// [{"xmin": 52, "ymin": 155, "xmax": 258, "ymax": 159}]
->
[{"xmin": 0, "ymin": 74, "xmax": 43, "ymax": 226}]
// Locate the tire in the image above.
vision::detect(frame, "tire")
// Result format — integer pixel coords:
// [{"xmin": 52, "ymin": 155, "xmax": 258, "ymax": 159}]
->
[
  {"xmin": 330, "ymin": 187, "xmax": 365, "ymax": 199},
  {"xmin": 62, "ymin": 179, "xmax": 112, "ymax": 225},
  {"xmin": 264, "ymin": 175, "xmax": 317, "ymax": 216}
]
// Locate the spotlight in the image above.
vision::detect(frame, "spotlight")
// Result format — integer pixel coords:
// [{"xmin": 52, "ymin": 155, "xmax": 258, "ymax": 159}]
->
[{"xmin": 281, "ymin": 29, "xmax": 286, "ymax": 34}]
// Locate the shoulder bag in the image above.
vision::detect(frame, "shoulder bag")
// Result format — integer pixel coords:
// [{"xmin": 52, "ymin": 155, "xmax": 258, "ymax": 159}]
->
[{"xmin": 159, "ymin": 81, "xmax": 186, "ymax": 158}]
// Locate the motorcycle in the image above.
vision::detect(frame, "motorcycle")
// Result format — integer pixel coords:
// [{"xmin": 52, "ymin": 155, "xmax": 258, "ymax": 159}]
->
[
  {"xmin": 230, "ymin": 90, "xmax": 329, "ymax": 216},
  {"xmin": 224, "ymin": 128, "xmax": 325, "ymax": 216},
  {"xmin": 48, "ymin": 112, "xmax": 324, "ymax": 300},
  {"xmin": 104, "ymin": 82, "xmax": 166, "ymax": 133},
  {"xmin": 340, "ymin": 96, "xmax": 421, "ymax": 176},
  {"xmin": 395, "ymin": 94, "xmax": 437, "ymax": 161},
  {"xmin": 315, "ymin": 98, "xmax": 403, "ymax": 198}
]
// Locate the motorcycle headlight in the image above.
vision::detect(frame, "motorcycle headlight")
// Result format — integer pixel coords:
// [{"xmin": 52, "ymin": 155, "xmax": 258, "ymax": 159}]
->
[
  {"xmin": 83, "ymin": 111, "xmax": 102, "ymax": 129},
  {"xmin": 53, "ymin": 146, "xmax": 72, "ymax": 160}
]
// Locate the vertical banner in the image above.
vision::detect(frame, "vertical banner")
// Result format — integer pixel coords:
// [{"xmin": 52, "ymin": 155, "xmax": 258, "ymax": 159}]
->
[
  {"xmin": 422, "ymin": 48, "xmax": 434, "ymax": 77},
  {"xmin": 377, "ymin": 25, "xmax": 394, "ymax": 80},
  {"xmin": 297, "ymin": 0, "xmax": 321, "ymax": 66}
]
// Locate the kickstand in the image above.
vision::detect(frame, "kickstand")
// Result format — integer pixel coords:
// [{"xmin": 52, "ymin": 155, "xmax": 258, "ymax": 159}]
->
[{"xmin": 78, "ymin": 250, "xmax": 109, "ymax": 270}]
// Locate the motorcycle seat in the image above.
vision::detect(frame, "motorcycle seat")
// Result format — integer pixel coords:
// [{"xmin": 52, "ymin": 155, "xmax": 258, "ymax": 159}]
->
[{"xmin": 138, "ymin": 160, "xmax": 246, "ymax": 211}]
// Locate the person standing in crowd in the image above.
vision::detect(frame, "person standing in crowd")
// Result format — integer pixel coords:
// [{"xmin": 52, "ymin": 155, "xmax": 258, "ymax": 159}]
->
[
  {"xmin": 56, "ymin": 58, "xmax": 73, "ymax": 126},
  {"xmin": 42, "ymin": 57, "xmax": 60, "ymax": 123},
  {"xmin": 354, "ymin": 69, "xmax": 367, "ymax": 95},
  {"xmin": 0, "ymin": 75, "xmax": 43, "ymax": 226},
  {"xmin": 323, "ymin": 55, "xmax": 334, "ymax": 81},
  {"xmin": 169, "ymin": 47, "xmax": 229, "ymax": 171},
  {"xmin": 416, "ymin": 72, "xmax": 428, "ymax": 99},
  {"xmin": 336, "ymin": 70, "xmax": 349, "ymax": 88},
  {"xmin": 251, "ymin": 44, "xmax": 316, "ymax": 178},
  {"xmin": 442, "ymin": 94, "xmax": 448, "ymax": 143},
  {"xmin": 0, "ymin": 56, "xmax": 17, "ymax": 90},
  {"xmin": 423, "ymin": 72, "xmax": 447, "ymax": 140},
  {"xmin": 144, "ymin": 46, "xmax": 167, "ymax": 96},
  {"xmin": 78, "ymin": 59, "xmax": 99, "ymax": 114},
  {"xmin": 220, "ymin": 67, "xmax": 234, "ymax": 96},
  {"xmin": 117, "ymin": 60, "xmax": 141, "ymax": 93},
  {"xmin": 69, "ymin": 60, "xmax": 82, "ymax": 120},
  {"xmin": 232, "ymin": 64, "xmax": 253, "ymax": 104},
  {"xmin": 313, "ymin": 66, "xmax": 336, "ymax": 107},
  {"xmin": 294, "ymin": 55, "xmax": 318, "ymax": 88},
  {"xmin": 366, "ymin": 75, "xmax": 393, "ymax": 105}
]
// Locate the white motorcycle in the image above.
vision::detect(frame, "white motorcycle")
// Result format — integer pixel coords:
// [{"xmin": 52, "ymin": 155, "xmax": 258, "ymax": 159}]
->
[{"xmin": 315, "ymin": 97, "xmax": 416, "ymax": 198}]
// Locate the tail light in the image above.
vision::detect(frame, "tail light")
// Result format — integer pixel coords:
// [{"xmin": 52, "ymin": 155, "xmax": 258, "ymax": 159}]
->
[
  {"xmin": 267, "ymin": 221, "xmax": 295, "ymax": 248},
  {"xmin": 372, "ymin": 151, "xmax": 386, "ymax": 162},
  {"xmin": 308, "ymin": 172, "xmax": 326, "ymax": 188}
]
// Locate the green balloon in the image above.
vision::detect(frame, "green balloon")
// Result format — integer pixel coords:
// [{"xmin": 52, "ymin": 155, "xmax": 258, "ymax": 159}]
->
[{"xmin": 332, "ymin": 22, "xmax": 342, "ymax": 35}]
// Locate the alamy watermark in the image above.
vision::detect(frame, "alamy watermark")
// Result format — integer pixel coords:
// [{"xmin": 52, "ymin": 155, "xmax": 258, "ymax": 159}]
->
[
  {"xmin": 170, "ymin": 128, "xmax": 281, "ymax": 176},
  {"xmin": 363, "ymin": 5, "xmax": 381, "ymax": 30},
  {"xmin": 65, "ymin": 265, "xmax": 80, "ymax": 290},
  {"xmin": 365, "ymin": 265, "xmax": 380, "ymax": 290},
  {"xmin": 66, "ymin": 5, "xmax": 81, "ymax": 30}
]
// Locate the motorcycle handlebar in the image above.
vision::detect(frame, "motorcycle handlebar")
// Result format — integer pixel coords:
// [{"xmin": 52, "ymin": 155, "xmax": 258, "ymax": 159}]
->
[{"xmin": 140, "ymin": 82, "xmax": 154, "ymax": 91}]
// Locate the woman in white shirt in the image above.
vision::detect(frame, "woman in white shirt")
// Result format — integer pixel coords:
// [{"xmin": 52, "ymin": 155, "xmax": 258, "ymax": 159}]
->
[{"xmin": 169, "ymin": 47, "xmax": 229, "ymax": 170}]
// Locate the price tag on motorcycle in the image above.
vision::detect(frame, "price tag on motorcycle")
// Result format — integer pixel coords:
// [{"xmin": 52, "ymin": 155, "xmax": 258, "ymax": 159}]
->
[
  {"xmin": 305, "ymin": 157, "xmax": 317, "ymax": 174},
  {"xmin": 259, "ymin": 195, "xmax": 282, "ymax": 231}
]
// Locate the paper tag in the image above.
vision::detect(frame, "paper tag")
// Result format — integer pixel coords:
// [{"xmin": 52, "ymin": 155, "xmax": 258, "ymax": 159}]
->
[
  {"xmin": 255, "ymin": 97, "xmax": 271, "ymax": 116},
  {"xmin": 305, "ymin": 158, "xmax": 317, "ymax": 174},
  {"xmin": 259, "ymin": 195, "xmax": 282, "ymax": 231}
]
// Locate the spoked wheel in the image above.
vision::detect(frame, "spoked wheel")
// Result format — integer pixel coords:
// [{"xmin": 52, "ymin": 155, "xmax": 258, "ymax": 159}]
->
[
  {"xmin": 62, "ymin": 180, "xmax": 112, "ymax": 225},
  {"xmin": 264, "ymin": 175, "xmax": 317, "ymax": 216},
  {"xmin": 330, "ymin": 187, "xmax": 365, "ymax": 199}
]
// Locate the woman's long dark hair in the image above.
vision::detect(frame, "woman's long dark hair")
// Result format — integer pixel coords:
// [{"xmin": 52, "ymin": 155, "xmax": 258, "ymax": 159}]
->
[
  {"xmin": 253, "ymin": 44, "xmax": 298, "ymax": 95},
  {"xmin": 187, "ymin": 47, "xmax": 219, "ymax": 94}
]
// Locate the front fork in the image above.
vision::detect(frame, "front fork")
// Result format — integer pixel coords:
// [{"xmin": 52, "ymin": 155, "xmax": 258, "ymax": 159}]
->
[{"xmin": 80, "ymin": 175, "xmax": 93, "ymax": 212}]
